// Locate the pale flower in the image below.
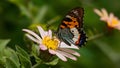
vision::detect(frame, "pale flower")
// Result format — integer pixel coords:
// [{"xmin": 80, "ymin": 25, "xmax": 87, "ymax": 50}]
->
[
  {"xmin": 23, "ymin": 26, "xmax": 80, "ymax": 61},
  {"xmin": 94, "ymin": 8, "xmax": 120, "ymax": 30}
]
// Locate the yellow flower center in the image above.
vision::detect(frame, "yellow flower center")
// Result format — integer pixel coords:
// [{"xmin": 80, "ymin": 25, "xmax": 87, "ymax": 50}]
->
[
  {"xmin": 108, "ymin": 18, "xmax": 119, "ymax": 27},
  {"xmin": 42, "ymin": 36, "xmax": 59, "ymax": 50}
]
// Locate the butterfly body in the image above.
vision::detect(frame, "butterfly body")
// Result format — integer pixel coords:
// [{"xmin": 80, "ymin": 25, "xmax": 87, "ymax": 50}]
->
[{"xmin": 57, "ymin": 7, "xmax": 87, "ymax": 47}]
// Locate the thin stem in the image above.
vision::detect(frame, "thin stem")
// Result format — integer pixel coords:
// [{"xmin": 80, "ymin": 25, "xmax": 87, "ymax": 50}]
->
[
  {"xmin": 32, "ymin": 61, "xmax": 44, "ymax": 68},
  {"xmin": 87, "ymin": 33, "xmax": 104, "ymax": 41}
]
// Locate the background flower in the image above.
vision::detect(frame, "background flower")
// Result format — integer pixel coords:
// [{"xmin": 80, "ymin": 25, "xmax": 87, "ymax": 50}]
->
[{"xmin": 94, "ymin": 8, "xmax": 120, "ymax": 30}]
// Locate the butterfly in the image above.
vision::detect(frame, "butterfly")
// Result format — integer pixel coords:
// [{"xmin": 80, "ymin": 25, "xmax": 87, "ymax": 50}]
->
[{"xmin": 56, "ymin": 7, "xmax": 87, "ymax": 47}]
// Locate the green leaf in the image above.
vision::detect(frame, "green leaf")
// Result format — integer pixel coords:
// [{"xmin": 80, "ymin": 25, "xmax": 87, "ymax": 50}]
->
[
  {"xmin": 32, "ymin": 63, "xmax": 48, "ymax": 68},
  {"xmin": 6, "ymin": 58, "xmax": 19, "ymax": 68},
  {"xmin": 0, "ymin": 39, "xmax": 10, "ymax": 63},
  {"xmin": 16, "ymin": 46, "xmax": 30, "ymax": 59},
  {"xmin": 4, "ymin": 48, "xmax": 20, "ymax": 68},
  {"xmin": 45, "ymin": 58, "xmax": 59, "ymax": 66},
  {"xmin": 0, "ymin": 39, "xmax": 10, "ymax": 52},
  {"xmin": 16, "ymin": 46, "xmax": 32, "ymax": 68},
  {"xmin": 17, "ymin": 53, "xmax": 32, "ymax": 68},
  {"xmin": 4, "ymin": 48, "xmax": 15, "ymax": 57},
  {"xmin": 0, "ymin": 40, "xmax": 20, "ymax": 68},
  {"xmin": 31, "ymin": 44, "xmax": 42, "ymax": 64},
  {"xmin": 32, "ymin": 44, "xmax": 39, "ymax": 57}
]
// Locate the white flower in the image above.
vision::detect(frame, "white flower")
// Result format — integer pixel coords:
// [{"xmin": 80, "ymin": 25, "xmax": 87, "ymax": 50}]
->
[
  {"xmin": 23, "ymin": 26, "xmax": 80, "ymax": 61},
  {"xmin": 94, "ymin": 8, "xmax": 120, "ymax": 30}
]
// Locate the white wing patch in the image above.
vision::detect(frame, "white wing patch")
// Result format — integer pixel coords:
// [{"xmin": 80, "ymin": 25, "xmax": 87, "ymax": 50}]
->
[{"xmin": 70, "ymin": 28, "xmax": 80, "ymax": 43}]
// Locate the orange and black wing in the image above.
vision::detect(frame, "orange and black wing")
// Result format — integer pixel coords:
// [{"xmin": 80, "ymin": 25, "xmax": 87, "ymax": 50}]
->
[{"xmin": 57, "ymin": 7, "xmax": 87, "ymax": 47}]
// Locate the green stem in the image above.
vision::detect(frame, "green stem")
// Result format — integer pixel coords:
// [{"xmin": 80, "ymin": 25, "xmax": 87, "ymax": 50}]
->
[
  {"xmin": 87, "ymin": 33, "xmax": 104, "ymax": 41},
  {"xmin": 32, "ymin": 61, "xmax": 44, "ymax": 68}
]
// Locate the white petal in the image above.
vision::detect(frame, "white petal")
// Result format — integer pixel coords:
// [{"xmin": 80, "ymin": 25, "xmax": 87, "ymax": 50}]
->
[
  {"xmin": 59, "ymin": 48, "xmax": 80, "ymax": 56},
  {"xmin": 94, "ymin": 8, "xmax": 103, "ymax": 17},
  {"xmin": 60, "ymin": 42, "xmax": 79, "ymax": 49},
  {"xmin": 56, "ymin": 50, "xmax": 77, "ymax": 61},
  {"xmin": 39, "ymin": 44, "xmax": 47, "ymax": 50},
  {"xmin": 109, "ymin": 13, "xmax": 114, "ymax": 18},
  {"xmin": 37, "ymin": 26, "xmax": 47, "ymax": 38},
  {"xmin": 71, "ymin": 44, "xmax": 79, "ymax": 49},
  {"xmin": 109, "ymin": 13, "xmax": 114, "ymax": 22},
  {"xmin": 25, "ymin": 34, "xmax": 40, "ymax": 44},
  {"xmin": 48, "ymin": 30, "xmax": 52, "ymax": 38},
  {"xmin": 55, "ymin": 51, "xmax": 67, "ymax": 61},
  {"xmin": 59, "ymin": 42, "xmax": 70, "ymax": 48},
  {"xmin": 49, "ymin": 49, "xmax": 56, "ymax": 54},
  {"xmin": 102, "ymin": 8, "xmax": 108, "ymax": 18},
  {"xmin": 100, "ymin": 17, "xmax": 108, "ymax": 21},
  {"xmin": 23, "ymin": 29, "xmax": 41, "ymax": 41}
]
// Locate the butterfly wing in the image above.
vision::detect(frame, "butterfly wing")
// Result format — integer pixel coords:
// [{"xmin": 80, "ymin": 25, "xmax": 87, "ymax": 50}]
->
[
  {"xmin": 57, "ymin": 7, "xmax": 86, "ymax": 47},
  {"xmin": 57, "ymin": 28, "xmax": 74, "ymax": 45}
]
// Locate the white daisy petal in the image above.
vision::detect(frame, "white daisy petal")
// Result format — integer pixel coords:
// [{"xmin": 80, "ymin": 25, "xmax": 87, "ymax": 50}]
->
[
  {"xmin": 48, "ymin": 30, "xmax": 52, "ymax": 38},
  {"xmin": 25, "ymin": 34, "xmax": 40, "ymax": 44},
  {"xmin": 102, "ymin": 8, "xmax": 108, "ymax": 18},
  {"xmin": 59, "ymin": 48, "xmax": 80, "ymax": 56},
  {"xmin": 109, "ymin": 13, "xmax": 114, "ymax": 18},
  {"xmin": 100, "ymin": 17, "xmax": 108, "ymax": 21},
  {"xmin": 60, "ymin": 42, "xmax": 73, "ymax": 48},
  {"xmin": 49, "ymin": 49, "xmax": 56, "ymax": 54},
  {"xmin": 56, "ymin": 51, "xmax": 67, "ymax": 61},
  {"xmin": 23, "ymin": 29, "xmax": 41, "ymax": 41},
  {"xmin": 56, "ymin": 50, "xmax": 77, "ymax": 61},
  {"xmin": 59, "ymin": 42, "xmax": 69, "ymax": 47},
  {"xmin": 37, "ymin": 26, "xmax": 47, "ymax": 38},
  {"xmin": 60, "ymin": 42, "xmax": 79, "ymax": 49},
  {"xmin": 39, "ymin": 44, "xmax": 47, "ymax": 50},
  {"xmin": 109, "ymin": 13, "xmax": 114, "ymax": 20},
  {"xmin": 94, "ymin": 9, "xmax": 103, "ymax": 17},
  {"xmin": 71, "ymin": 44, "xmax": 79, "ymax": 49}
]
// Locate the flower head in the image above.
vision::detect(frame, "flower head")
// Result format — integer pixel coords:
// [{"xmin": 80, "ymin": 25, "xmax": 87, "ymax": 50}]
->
[
  {"xmin": 23, "ymin": 26, "xmax": 80, "ymax": 61},
  {"xmin": 94, "ymin": 8, "xmax": 120, "ymax": 30}
]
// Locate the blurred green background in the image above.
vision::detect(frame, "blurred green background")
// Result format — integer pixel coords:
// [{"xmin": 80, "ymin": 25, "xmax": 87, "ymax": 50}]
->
[{"xmin": 0, "ymin": 0, "xmax": 120, "ymax": 68}]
